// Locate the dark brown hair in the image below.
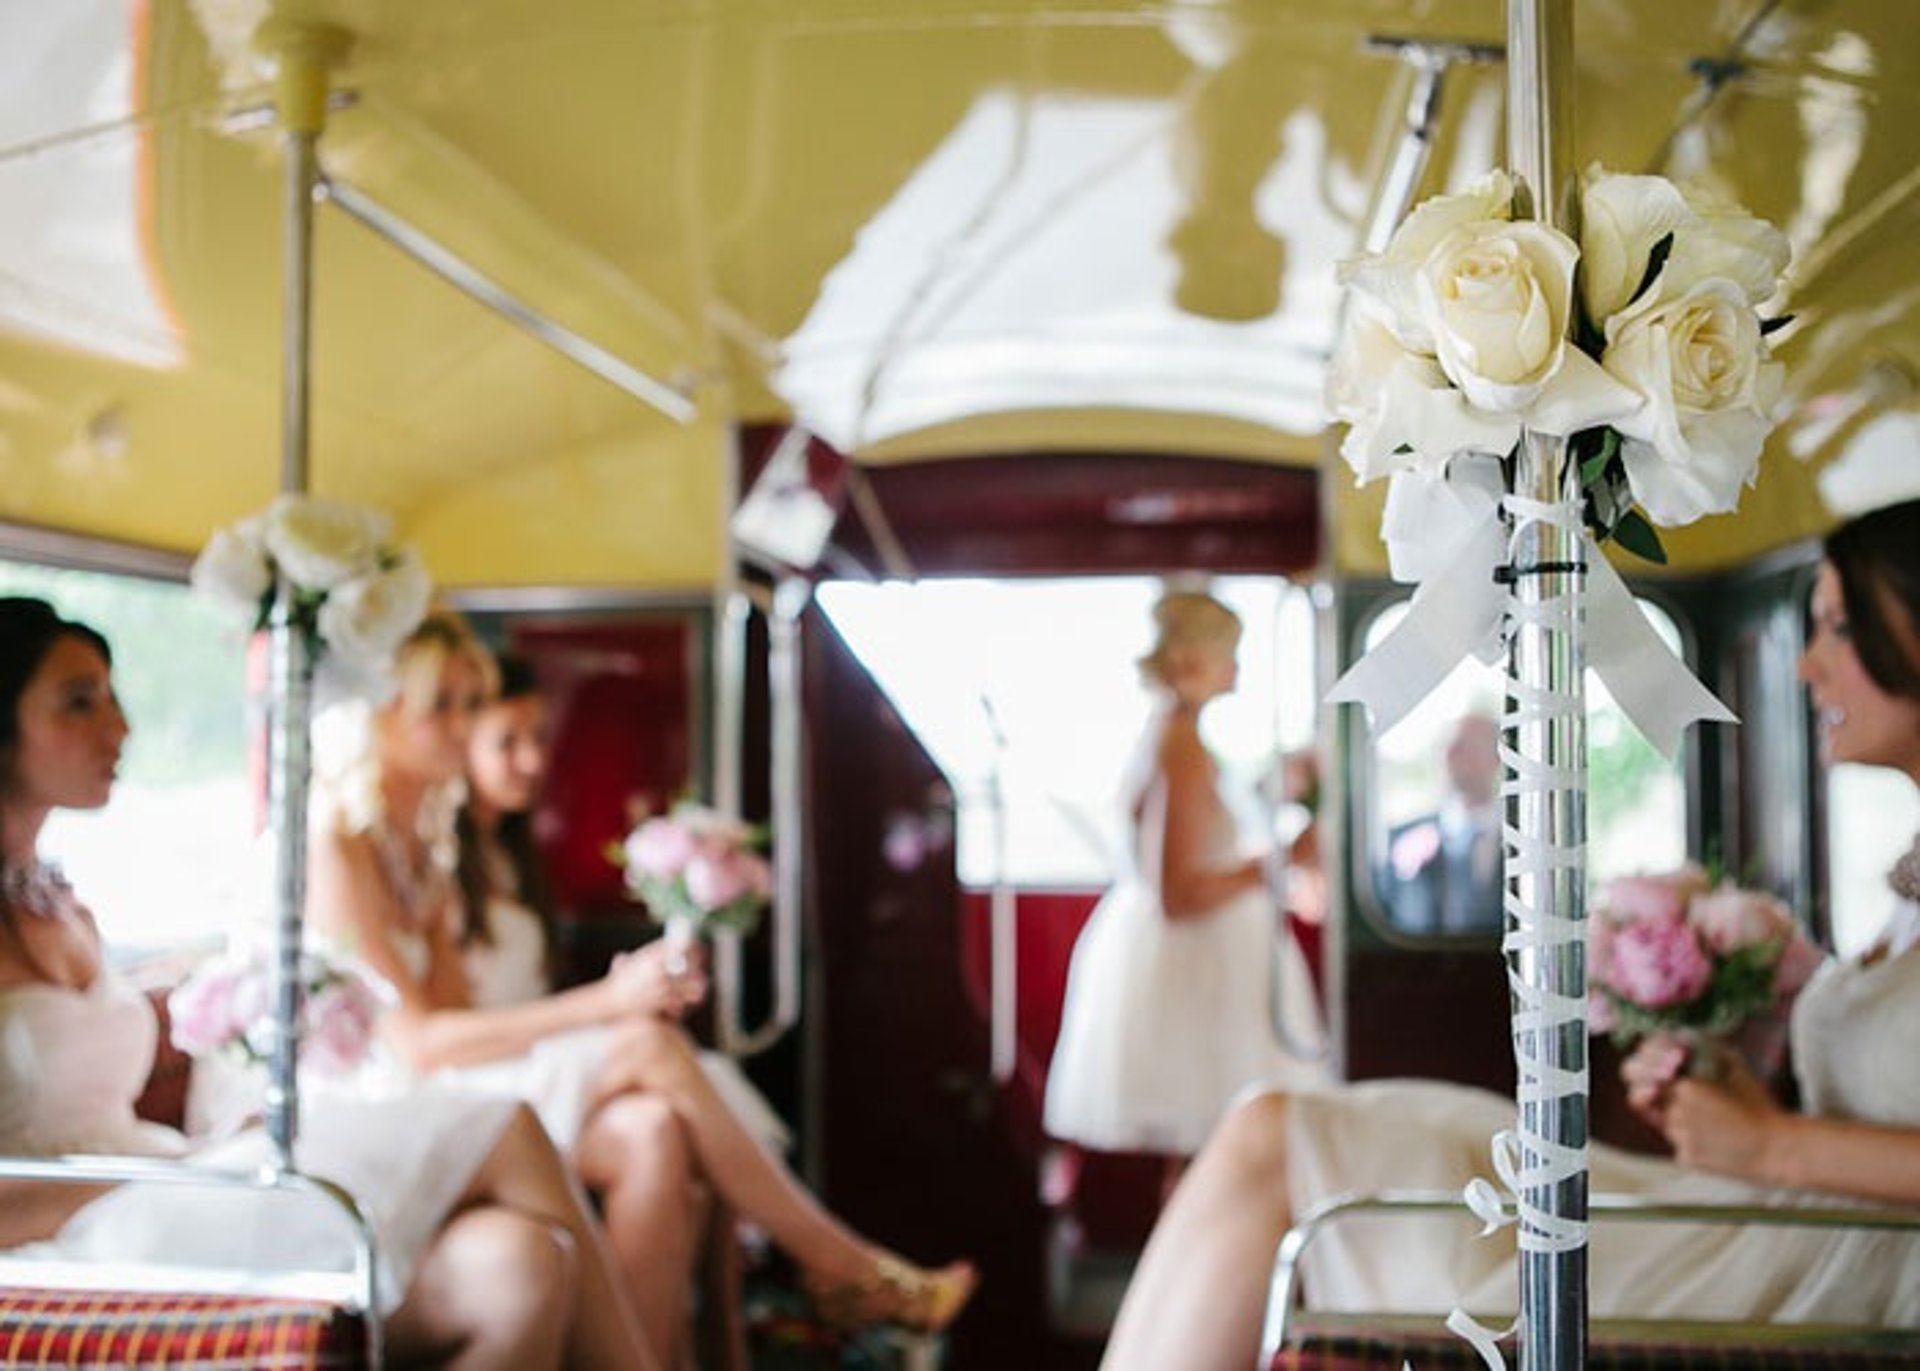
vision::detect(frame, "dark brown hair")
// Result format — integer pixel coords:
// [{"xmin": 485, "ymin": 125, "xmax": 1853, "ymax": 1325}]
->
[
  {"xmin": 0, "ymin": 597, "xmax": 112, "ymax": 883},
  {"xmin": 454, "ymin": 654, "xmax": 557, "ymax": 978},
  {"xmin": 1824, "ymin": 498, "xmax": 1920, "ymax": 701}
]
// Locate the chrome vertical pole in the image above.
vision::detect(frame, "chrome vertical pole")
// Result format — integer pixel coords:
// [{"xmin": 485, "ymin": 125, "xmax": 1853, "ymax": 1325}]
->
[
  {"xmin": 1506, "ymin": 1, "xmax": 1587, "ymax": 1366},
  {"xmin": 259, "ymin": 20, "xmax": 347, "ymax": 1172}
]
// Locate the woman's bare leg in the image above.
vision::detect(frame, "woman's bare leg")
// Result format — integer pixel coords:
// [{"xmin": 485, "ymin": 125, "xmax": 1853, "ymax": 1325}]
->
[
  {"xmin": 1101, "ymin": 1091, "xmax": 1294, "ymax": 1371},
  {"xmin": 595, "ymin": 1021, "xmax": 960, "ymax": 1301},
  {"xmin": 462, "ymin": 1104, "xmax": 658, "ymax": 1368},
  {"xmin": 575, "ymin": 1093, "xmax": 707, "ymax": 1369},
  {"xmin": 388, "ymin": 1206, "xmax": 574, "ymax": 1370}
]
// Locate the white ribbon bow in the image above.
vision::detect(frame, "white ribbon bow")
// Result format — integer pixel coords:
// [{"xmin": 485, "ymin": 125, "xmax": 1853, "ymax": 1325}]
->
[{"xmin": 1326, "ymin": 460, "xmax": 1736, "ymax": 759}]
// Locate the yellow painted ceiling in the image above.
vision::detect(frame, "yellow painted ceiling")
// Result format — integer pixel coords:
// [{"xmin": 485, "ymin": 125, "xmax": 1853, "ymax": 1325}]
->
[{"xmin": 1, "ymin": 1, "xmax": 1917, "ymax": 584}]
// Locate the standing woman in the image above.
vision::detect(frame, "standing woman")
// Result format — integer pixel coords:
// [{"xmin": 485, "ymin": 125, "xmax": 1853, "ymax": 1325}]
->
[
  {"xmin": 0, "ymin": 597, "xmax": 655, "ymax": 1370},
  {"xmin": 1044, "ymin": 589, "xmax": 1325, "ymax": 1182},
  {"xmin": 308, "ymin": 613, "xmax": 974, "ymax": 1371}
]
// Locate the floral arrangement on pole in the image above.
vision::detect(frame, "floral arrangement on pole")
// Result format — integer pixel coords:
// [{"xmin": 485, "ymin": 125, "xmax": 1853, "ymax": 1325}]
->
[
  {"xmin": 620, "ymin": 803, "xmax": 774, "ymax": 966},
  {"xmin": 168, "ymin": 946, "xmax": 391, "ymax": 1078},
  {"xmin": 1588, "ymin": 866, "xmax": 1824, "ymax": 1081},
  {"xmin": 1330, "ymin": 164, "xmax": 1790, "ymax": 558},
  {"xmin": 190, "ymin": 494, "xmax": 433, "ymax": 696}
]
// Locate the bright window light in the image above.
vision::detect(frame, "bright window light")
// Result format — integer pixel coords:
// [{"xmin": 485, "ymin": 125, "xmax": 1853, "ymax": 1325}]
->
[{"xmin": 817, "ymin": 575, "xmax": 1316, "ymax": 887}]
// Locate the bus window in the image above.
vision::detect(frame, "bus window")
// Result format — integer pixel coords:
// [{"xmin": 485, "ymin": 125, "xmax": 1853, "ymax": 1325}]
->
[
  {"xmin": 0, "ymin": 561, "xmax": 250, "ymax": 965},
  {"xmin": 1824, "ymin": 767, "xmax": 1920, "ymax": 958},
  {"xmin": 817, "ymin": 576, "xmax": 1317, "ymax": 889},
  {"xmin": 1356, "ymin": 594, "xmax": 1688, "ymax": 941}
]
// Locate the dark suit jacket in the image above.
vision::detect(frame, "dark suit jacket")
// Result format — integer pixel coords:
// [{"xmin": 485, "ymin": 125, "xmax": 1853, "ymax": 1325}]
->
[{"xmin": 1378, "ymin": 813, "xmax": 1502, "ymax": 936}]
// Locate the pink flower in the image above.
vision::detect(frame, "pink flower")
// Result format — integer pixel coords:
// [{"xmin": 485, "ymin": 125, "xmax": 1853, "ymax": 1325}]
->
[
  {"xmin": 684, "ymin": 850, "xmax": 753, "ymax": 911},
  {"xmin": 168, "ymin": 964, "xmax": 247, "ymax": 1055},
  {"xmin": 1606, "ymin": 916, "xmax": 1714, "ymax": 1009},
  {"xmin": 626, "ymin": 817, "xmax": 695, "ymax": 881},
  {"xmin": 1389, "ymin": 822, "xmax": 1441, "ymax": 880},
  {"xmin": 1691, "ymin": 885, "xmax": 1792, "ymax": 953},
  {"xmin": 304, "ymin": 978, "xmax": 380, "ymax": 1075},
  {"xmin": 1601, "ymin": 865, "xmax": 1709, "ymax": 924}
]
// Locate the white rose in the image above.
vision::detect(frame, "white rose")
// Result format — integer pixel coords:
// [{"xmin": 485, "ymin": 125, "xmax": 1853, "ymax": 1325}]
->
[
  {"xmin": 1671, "ymin": 180, "xmax": 1790, "ymax": 307},
  {"xmin": 1417, "ymin": 218, "xmax": 1583, "ymax": 416},
  {"xmin": 1603, "ymin": 277, "xmax": 1782, "ymax": 525},
  {"xmin": 1327, "ymin": 308, "xmax": 1520, "ymax": 483},
  {"xmin": 190, "ymin": 519, "xmax": 271, "ymax": 614},
  {"xmin": 1581, "ymin": 168, "xmax": 1789, "ymax": 325},
  {"xmin": 315, "ymin": 553, "xmax": 432, "ymax": 667},
  {"xmin": 1339, "ymin": 170, "xmax": 1515, "ymax": 352},
  {"xmin": 262, "ymin": 495, "xmax": 393, "ymax": 591}
]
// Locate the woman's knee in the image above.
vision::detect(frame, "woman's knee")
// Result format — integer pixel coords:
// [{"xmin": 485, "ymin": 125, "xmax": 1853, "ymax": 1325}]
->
[
  {"xmin": 583, "ymin": 1091, "xmax": 692, "ymax": 1178},
  {"xmin": 415, "ymin": 1206, "xmax": 577, "ymax": 1342},
  {"xmin": 607, "ymin": 1016, "xmax": 697, "ymax": 1085},
  {"xmin": 1209, "ymin": 1090, "xmax": 1290, "ymax": 1184}
]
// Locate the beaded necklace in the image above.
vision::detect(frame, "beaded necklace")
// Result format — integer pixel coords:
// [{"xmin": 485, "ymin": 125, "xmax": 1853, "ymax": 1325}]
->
[
  {"xmin": 0, "ymin": 858, "xmax": 75, "ymax": 920},
  {"xmin": 1888, "ymin": 834, "xmax": 1920, "ymax": 906}
]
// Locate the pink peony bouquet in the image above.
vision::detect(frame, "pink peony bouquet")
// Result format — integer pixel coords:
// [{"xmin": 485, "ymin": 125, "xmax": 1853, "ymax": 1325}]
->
[
  {"xmin": 1588, "ymin": 865, "xmax": 1824, "ymax": 1077},
  {"xmin": 620, "ymin": 802, "xmax": 773, "ymax": 939},
  {"xmin": 168, "ymin": 947, "xmax": 389, "ymax": 1077}
]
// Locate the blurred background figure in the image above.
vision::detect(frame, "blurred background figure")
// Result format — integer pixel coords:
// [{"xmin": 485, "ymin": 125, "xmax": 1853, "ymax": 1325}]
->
[{"xmin": 1378, "ymin": 711, "xmax": 1503, "ymax": 936}]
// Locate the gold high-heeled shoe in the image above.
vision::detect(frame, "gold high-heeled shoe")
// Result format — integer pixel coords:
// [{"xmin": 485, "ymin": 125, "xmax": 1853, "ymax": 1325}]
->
[{"xmin": 804, "ymin": 1253, "xmax": 977, "ymax": 1334}]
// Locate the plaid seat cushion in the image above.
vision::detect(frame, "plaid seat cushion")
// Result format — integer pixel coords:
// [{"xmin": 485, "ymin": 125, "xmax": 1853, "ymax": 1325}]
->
[
  {"xmin": 1270, "ymin": 1327, "xmax": 1913, "ymax": 1369},
  {"xmin": 0, "ymin": 1286, "xmax": 367, "ymax": 1369}
]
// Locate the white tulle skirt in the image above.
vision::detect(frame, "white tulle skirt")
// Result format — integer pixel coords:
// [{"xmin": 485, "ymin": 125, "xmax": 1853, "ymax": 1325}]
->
[{"xmin": 1043, "ymin": 881, "xmax": 1325, "ymax": 1155}]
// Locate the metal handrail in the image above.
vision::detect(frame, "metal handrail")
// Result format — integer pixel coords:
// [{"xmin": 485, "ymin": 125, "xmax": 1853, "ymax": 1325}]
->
[
  {"xmin": 715, "ymin": 576, "xmax": 809, "ymax": 1056},
  {"xmin": 1260, "ymin": 1187, "xmax": 1920, "ymax": 1362},
  {"xmin": 0, "ymin": 1151, "xmax": 382, "ymax": 1367}
]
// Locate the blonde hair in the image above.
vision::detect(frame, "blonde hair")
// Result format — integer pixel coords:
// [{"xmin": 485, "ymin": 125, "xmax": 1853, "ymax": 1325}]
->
[
  {"xmin": 314, "ymin": 609, "xmax": 497, "ymax": 846},
  {"xmin": 1137, "ymin": 589, "xmax": 1241, "ymax": 689}
]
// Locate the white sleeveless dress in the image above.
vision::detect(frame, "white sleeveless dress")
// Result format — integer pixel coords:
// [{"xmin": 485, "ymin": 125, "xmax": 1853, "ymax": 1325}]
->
[
  {"xmin": 1284, "ymin": 899, "xmax": 1920, "ymax": 1325},
  {"xmin": 0, "ymin": 973, "xmax": 516, "ymax": 1313},
  {"xmin": 436, "ymin": 894, "xmax": 790, "ymax": 1154},
  {"xmin": 1043, "ymin": 712, "xmax": 1327, "ymax": 1155}
]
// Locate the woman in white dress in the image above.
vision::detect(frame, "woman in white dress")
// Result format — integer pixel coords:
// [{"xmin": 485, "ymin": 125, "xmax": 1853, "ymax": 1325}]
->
[
  {"xmin": 0, "ymin": 596, "xmax": 655, "ymax": 1370},
  {"xmin": 1044, "ymin": 589, "xmax": 1325, "ymax": 1181},
  {"xmin": 307, "ymin": 613, "xmax": 974, "ymax": 1370},
  {"xmin": 1098, "ymin": 502, "xmax": 1920, "ymax": 1371}
]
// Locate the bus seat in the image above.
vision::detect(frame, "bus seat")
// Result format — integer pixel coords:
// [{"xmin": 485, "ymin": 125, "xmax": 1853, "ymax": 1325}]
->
[
  {"xmin": 0, "ymin": 1286, "xmax": 366, "ymax": 1369},
  {"xmin": 1263, "ymin": 1191, "xmax": 1920, "ymax": 1371},
  {"xmin": 0, "ymin": 985, "xmax": 380, "ymax": 1369}
]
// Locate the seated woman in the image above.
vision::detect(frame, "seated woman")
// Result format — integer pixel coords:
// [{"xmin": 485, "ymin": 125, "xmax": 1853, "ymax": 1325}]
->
[
  {"xmin": 306, "ymin": 612, "xmax": 974, "ymax": 1370},
  {"xmin": 0, "ymin": 597, "xmax": 656, "ymax": 1370},
  {"xmin": 1099, "ymin": 499, "xmax": 1920, "ymax": 1371}
]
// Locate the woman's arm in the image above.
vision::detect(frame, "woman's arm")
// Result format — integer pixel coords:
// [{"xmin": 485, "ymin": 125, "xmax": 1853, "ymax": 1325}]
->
[
  {"xmin": 0, "ymin": 1178, "xmax": 110, "ymax": 1246},
  {"xmin": 1661, "ymin": 1076, "xmax": 1920, "ymax": 1204},
  {"xmin": 308, "ymin": 827, "xmax": 643, "ymax": 1071},
  {"xmin": 1151, "ymin": 716, "xmax": 1267, "ymax": 921}
]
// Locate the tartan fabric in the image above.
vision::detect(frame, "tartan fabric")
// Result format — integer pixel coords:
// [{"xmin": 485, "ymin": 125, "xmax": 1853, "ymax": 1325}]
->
[
  {"xmin": 1268, "ymin": 1329, "xmax": 1914, "ymax": 1369},
  {"xmin": 0, "ymin": 1286, "xmax": 367, "ymax": 1369}
]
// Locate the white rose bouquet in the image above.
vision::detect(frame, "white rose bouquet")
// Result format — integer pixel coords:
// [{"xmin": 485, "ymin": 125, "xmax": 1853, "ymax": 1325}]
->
[
  {"xmin": 1330, "ymin": 165, "xmax": 1790, "ymax": 560},
  {"xmin": 191, "ymin": 494, "xmax": 432, "ymax": 696}
]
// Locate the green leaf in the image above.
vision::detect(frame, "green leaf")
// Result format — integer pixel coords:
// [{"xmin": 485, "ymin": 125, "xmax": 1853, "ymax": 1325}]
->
[
  {"xmin": 1392, "ymin": 442, "xmax": 1414, "ymax": 455},
  {"xmin": 1612, "ymin": 509, "xmax": 1669, "ymax": 564},
  {"xmin": 1629, "ymin": 232, "xmax": 1675, "ymax": 309}
]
